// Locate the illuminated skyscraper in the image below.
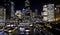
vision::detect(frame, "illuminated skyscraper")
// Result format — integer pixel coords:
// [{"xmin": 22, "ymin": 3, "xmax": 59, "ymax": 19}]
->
[
  {"xmin": 24, "ymin": 0, "xmax": 31, "ymax": 22},
  {"xmin": 11, "ymin": 1, "xmax": 15, "ymax": 17},
  {"xmin": 4, "ymin": 0, "xmax": 11, "ymax": 19},
  {"xmin": 35, "ymin": 9, "xmax": 38, "ymax": 20},
  {"xmin": 0, "ymin": 6, "xmax": 6, "ymax": 26},
  {"xmin": 42, "ymin": 4, "xmax": 54, "ymax": 22},
  {"xmin": 4, "ymin": 0, "xmax": 15, "ymax": 19},
  {"xmin": 25, "ymin": 0, "xmax": 30, "ymax": 9},
  {"xmin": 55, "ymin": 5, "xmax": 60, "ymax": 21},
  {"xmin": 42, "ymin": 5, "xmax": 48, "ymax": 22}
]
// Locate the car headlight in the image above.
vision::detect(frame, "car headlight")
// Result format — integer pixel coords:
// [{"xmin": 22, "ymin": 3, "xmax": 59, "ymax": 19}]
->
[
  {"xmin": 8, "ymin": 30, "xmax": 12, "ymax": 32},
  {"xmin": 25, "ymin": 30, "xmax": 30, "ymax": 32}
]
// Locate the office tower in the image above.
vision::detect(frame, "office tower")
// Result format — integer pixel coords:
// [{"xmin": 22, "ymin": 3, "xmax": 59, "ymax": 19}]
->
[
  {"xmin": 47, "ymin": 4, "xmax": 54, "ymax": 22},
  {"xmin": 55, "ymin": 5, "xmax": 60, "ymax": 21},
  {"xmin": 42, "ymin": 5, "xmax": 48, "ymax": 22},
  {"xmin": 0, "ymin": 6, "xmax": 6, "ymax": 26},
  {"xmin": 35, "ymin": 9, "xmax": 38, "ymax": 17},
  {"xmin": 4, "ymin": 0, "xmax": 15, "ymax": 19},
  {"xmin": 11, "ymin": 1, "xmax": 15, "ymax": 18},
  {"xmin": 4, "ymin": 0, "xmax": 11, "ymax": 19},
  {"xmin": 42, "ymin": 4, "xmax": 54, "ymax": 22},
  {"xmin": 35, "ymin": 9, "xmax": 38, "ymax": 21},
  {"xmin": 22, "ymin": 8, "xmax": 26, "ymax": 21},
  {"xmin": 24, "ymin": 0, "xmax": 31, "ymax": 23},
  {"xmin": 32, "ymin": 12, "xmax": 36, "ymax": 23}
]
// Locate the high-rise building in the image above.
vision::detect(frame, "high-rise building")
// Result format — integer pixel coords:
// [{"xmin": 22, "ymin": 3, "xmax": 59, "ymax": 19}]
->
[
  {"xmin": 42, "ymin": 5, "xmax": 48, "ymax": 22},
  {"xmin": 11, "ymin": 1, "xmax": 15, "ymax": 17},
  {"xmin": 47, "ymin": 4, "xmax": 54, "ymax": 22},
  {"xmin": 15, "ymin": 10, "xmax": 22, "ymax": 19},
  {"xmin": 4, "ymin": 0, "xmax": 11, "ymax": 19},
  {"xmin": 22, "ymin": 8, "xmax": 26, "ymax": 21},
  {"xmin": 55, "ymin": 5, "xmax": 60, "ymax": 21},
  {"xmin": 42, "ymin": 4, "xmax": 54, "ymax": 22},
  {"xmin": 32, "ymin": 12, "xmax": 36, "ymax": 22},
  {"xmin": 0, "ymin": 6, "xmax": 6, "ymax": 26},
  {"xmin": 24, "ymin": 0, "xmax": 31, "ymax": 23},
  {"xmin": 4, "ymin": 0, "xmax": 15, "ymax": 19},
  {"xmin": 35, "ymin": 9, "xmax": 38, "ymax": 17}
]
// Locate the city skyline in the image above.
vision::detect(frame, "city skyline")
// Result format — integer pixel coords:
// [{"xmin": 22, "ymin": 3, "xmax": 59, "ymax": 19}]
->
[{"xmin": 0, "ymin": 0, "xmax": 60, "ymax": 14}]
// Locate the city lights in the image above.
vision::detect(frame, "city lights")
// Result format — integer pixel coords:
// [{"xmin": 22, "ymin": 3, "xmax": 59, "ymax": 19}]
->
[{"xmin": 0, "ymin": 0, "xmax": 60, "ymax": 35}]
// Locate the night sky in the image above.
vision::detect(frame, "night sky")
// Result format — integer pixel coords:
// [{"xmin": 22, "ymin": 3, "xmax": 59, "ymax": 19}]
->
[
  {"xmin": 13, "ymin": 0, "xmax": 60, "ymax": 10},
  {"xmin": 0, "ymin": 0, "xmax": 60, "ymax": 13},
  {"xmin": 12, "ymin": 0, "xmax": 60, "ymax": 13},
  {"xmin": 14, "ymin": 0, "xmax": 52, "ymax": 10},
  {"xmin": 14, "ymin": 0, "xmax": 60, "ymax": 14}
]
